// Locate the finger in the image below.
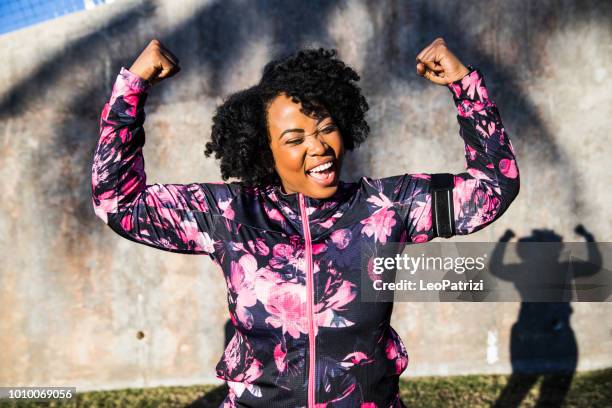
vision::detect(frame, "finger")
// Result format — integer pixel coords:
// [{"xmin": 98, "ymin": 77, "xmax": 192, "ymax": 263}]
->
[
  {"xmin": 148, "ymin": 64, "xmax": 163, "ymax": 85},
  {"xmin": 158, "ymin": 52, "xmax": 177, "ymax": 70},
  {"xmin": 165, "ymin": 64, "xmax": 181, "ymax": 79},
  {"xmin": 152, "ymin": 39, "xmax": 180, "ymax": 67},
  {"xmin": 417, "ymin": 54, "xmax": 444, "ymax": 73},
  {"xmin": 159, "ymin": 47, "xmax": 180, "ymax": 66},
  {"xmin": 415, "ymin": 37, "xmax": 444, "ymax": 61},
  {"xmin": 415, "ymin": 44, "xmax": 433, "ymax": 63},
  {"xmin": 157, "ymin": 65, "xmax": 176, "ymax": 80},
  {"xmin": 416, "ymin": 46, "xmax": 444, "ymax": 69},
  {"xmin": 416, "ymin": 62, "xmax": 426, "ymax": 76},
  {"xmin": 158, "ymin": 63, "xmax": 180, "ymax": 80},
  {"xmin": 420, "ymin": 59, "xmax": 444, "ymax": 72},
  {"xmin": 423, "ymin": 69, "xmax": 447, "ymax": 85},
  {"xmin": 421, "ymin": 46, "xmax": 445, "ymax": 66}
]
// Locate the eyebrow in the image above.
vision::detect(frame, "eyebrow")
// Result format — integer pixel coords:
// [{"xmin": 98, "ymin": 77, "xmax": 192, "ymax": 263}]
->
[{"xmin": 279, "ymin": 117, "xmax": 332, "ymax": 139}]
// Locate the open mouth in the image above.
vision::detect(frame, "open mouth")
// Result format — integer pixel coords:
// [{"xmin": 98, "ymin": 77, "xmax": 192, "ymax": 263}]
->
[{"xmin": 305, "ymin": 160, "xmax": 337, "ymax": 187}]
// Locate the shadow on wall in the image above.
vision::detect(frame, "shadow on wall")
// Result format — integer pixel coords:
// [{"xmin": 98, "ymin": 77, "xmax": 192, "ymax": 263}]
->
[
  {"xmin": 2, "ymin": 0, "xmax": 611, "ymax": 230},
  {"xmin": 490, "ymin": 226, "xmax": 601, "ymax": 408}
]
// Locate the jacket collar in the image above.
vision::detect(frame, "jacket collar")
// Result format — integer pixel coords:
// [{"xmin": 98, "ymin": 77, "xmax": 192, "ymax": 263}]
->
[
  {"xmin": 262, "ymin": 181, "xmax": 358, "ymax": 238},
  {"xmin": 220, "ymin": 181, "xmax": 361, "ymax": 239}
]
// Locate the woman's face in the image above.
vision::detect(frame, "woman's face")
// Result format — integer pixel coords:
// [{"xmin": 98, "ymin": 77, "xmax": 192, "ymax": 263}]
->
[{"xmin": 267, "ymin": 93, "xmax": 344, "ymax": 199}]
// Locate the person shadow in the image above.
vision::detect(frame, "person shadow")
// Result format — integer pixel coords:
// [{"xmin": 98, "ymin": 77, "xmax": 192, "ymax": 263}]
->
[{"xmin": 490, "ymin": 225, "xmax": 602, "ymax": 407}]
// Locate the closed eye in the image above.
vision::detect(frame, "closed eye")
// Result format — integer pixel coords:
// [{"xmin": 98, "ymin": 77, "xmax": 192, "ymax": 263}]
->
[
  {"xmin": 322, "ymin": 125, "xmax": 337, "ymax": 133},
  {"xmin": 285, "ymin": 124, "xmax": 336, "ymax": 145}
]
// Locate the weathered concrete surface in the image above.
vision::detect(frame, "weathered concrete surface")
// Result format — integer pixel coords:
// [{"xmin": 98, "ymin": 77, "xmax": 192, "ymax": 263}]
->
[{"xmin": 0, "ymin": 0, "xmax": 610, "ymax": 391}]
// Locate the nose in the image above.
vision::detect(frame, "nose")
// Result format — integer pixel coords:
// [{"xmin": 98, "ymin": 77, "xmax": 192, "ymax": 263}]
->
[{"xmin": 306, "ymin": 133, "xmax": 328, "ymax": 156}]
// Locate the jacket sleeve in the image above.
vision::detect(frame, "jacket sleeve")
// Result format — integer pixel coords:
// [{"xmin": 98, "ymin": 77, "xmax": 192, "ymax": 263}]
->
[
  {"xmin": 381, "ymin": 65, "xmax": 520, "ymax": 243},
  {"xmin": 91, "ymin": 67, "xmax": 230, "ymax": 256}
]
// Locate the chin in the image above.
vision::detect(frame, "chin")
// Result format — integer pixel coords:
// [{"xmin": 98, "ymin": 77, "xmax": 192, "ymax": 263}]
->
[
  {"xmin": 316, "ymin": 187, "xmax": 338, "ymax": 199},
  {"xmin": 306, "ymin": 181, "xmax": 339, "ymax": 199}
]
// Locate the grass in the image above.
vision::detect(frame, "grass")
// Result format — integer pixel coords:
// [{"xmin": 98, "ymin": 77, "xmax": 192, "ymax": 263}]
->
[
  {"xmin": 398, "ymin": 368, "xmax": 612, "ymax": 407},
  {"xmin": 1, "ymin": 367, "xmax": 611, "ymax": 407}
]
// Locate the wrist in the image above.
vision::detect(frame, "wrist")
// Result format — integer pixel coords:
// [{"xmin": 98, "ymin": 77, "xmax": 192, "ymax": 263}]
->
[
  {"xmin": 127, "ymin": 65, "xmax": 152, "ymax": 82},
  {"xmin": 448, "ymin": 65, "xmax": 471, "ymax": 83},
  {"xmin": 119, "ymin": 67, "xmax": 152, "ymax": 92},
  {"xmin": 446, "ymin": 64, "xmax": 489, "ymax": 106}
]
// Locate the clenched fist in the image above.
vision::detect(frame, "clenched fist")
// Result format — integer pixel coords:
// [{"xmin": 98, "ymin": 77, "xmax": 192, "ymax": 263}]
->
[
  {"xmin": 415, "ymin": 37, "xmax": 469, "ymax": 85},
  {"xmin": 129, "ymin": 39, "xmax": 181, "ymax": 86}
]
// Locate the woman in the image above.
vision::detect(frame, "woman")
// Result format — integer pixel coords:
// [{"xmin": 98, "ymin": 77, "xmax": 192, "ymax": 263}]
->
[{"xmin": 91, "ymin": 37, "xmax": 519, "ymax": 408}]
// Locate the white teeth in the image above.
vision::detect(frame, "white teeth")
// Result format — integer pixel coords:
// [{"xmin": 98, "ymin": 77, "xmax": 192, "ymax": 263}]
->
[{"xmin": 308, "ymin": 161, "xmax": 333, "ymax": 173}]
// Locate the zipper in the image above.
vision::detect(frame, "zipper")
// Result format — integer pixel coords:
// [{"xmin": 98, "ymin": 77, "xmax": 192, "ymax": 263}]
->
[{"xmin": 298, "ymin": 192, "xmax": 316, "ymax": 408}]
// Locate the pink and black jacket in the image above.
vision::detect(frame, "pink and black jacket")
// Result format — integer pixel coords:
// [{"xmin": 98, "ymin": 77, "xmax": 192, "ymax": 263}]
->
[{"xmin": 91, "ymin": 65, "xmax": 519, "ymax": 407}]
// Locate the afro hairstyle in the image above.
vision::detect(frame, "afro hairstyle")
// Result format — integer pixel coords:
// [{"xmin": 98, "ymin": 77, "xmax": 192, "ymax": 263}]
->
[{"xmin": 203, "ymin": 47, "xmax": 370, "ymax": 187}]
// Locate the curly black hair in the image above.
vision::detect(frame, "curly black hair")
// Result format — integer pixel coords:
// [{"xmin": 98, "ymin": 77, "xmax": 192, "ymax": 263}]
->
[{"xmin": 204, "ymin": 47, "xmax": 370, "ymax": 187}]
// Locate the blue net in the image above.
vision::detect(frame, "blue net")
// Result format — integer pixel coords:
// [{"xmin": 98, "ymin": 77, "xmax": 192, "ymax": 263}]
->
[{"xmin": 0, "ymin": 0, "xmax": 112, "ymax": 36}]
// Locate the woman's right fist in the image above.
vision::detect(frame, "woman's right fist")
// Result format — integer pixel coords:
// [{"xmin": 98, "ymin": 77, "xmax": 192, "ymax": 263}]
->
[{"xmin": 128, "ymin": 39, "xmax": 181, "ymax": 85}]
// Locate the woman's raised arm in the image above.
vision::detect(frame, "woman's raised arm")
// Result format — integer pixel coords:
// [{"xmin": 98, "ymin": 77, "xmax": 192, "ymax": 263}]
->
[
  {"xmin": 405, "ymin": 39, "xmax": 520, "ymax": 241},
  {"xmin": 442, "ymin": 66, "xmax": 520, "ymax": 236},
  {"xmin": 371, "ymin": 38, "xmax": 520, "ymax": 242},
  {"xmin": 91, "ymin": 40, "xmax": 230, "ymax": 256}
]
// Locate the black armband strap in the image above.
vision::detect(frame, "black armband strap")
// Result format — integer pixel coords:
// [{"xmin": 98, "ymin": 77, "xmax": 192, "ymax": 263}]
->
[{"xmin": 431, "ymin": 173, "xmax": 455, "ymax": 238}]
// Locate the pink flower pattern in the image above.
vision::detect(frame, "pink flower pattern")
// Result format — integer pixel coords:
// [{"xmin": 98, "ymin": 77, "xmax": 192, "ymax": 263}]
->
[{"xmin": 360, "ymin": 193, "xmax": 397, "ymax": 244}]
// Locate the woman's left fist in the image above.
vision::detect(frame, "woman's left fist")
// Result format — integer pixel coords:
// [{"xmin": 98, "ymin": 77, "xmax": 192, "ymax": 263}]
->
[{"xmin": 416, "ymin": 37, "xmax": 469, "ymax": 85}]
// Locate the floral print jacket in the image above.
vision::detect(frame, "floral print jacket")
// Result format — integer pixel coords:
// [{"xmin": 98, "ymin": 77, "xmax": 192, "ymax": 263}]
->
[{"xmin": 91, "ymin": 65, "xmax": 519, "ymax": 408}]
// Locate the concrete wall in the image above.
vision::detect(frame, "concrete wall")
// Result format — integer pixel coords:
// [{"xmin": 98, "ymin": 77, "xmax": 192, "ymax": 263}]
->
[{"xmin": 0, "ymin": 0, "xmax": 610, "ymax": 391}]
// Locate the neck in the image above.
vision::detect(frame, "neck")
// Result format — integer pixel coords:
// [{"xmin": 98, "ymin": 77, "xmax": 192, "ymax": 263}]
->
[{"xmin": 280, "ymin": 183, "xmax": 298, "ymax": 196}]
